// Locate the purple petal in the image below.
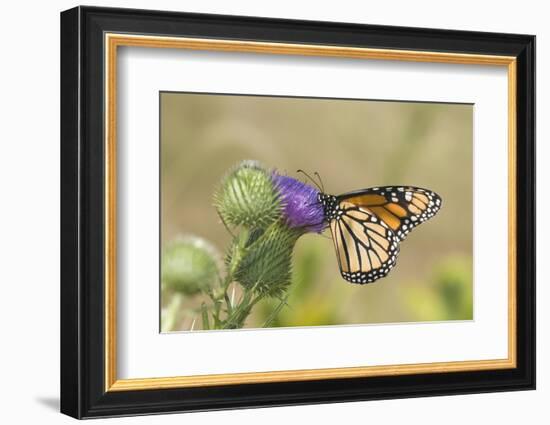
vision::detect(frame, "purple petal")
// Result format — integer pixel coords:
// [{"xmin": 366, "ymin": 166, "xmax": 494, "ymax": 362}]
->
[{"xmin": 271, "ymin": 172, "xmax": 325, "ymax": 233}]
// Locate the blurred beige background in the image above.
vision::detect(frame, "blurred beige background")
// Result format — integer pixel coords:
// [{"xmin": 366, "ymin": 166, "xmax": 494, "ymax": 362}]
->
[{"xmin": 161, "ymin": 92, "xmax": 473, "ymax": 330}]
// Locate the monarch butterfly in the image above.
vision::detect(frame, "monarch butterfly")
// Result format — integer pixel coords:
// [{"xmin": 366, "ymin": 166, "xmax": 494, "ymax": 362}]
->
[{"xmin": 299, "ymin": 171, "xmax": 442, "ymax": 285}]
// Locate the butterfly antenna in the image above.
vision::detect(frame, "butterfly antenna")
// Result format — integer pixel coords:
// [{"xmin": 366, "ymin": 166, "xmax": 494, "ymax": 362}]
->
[
  {"xmin": 296, "ymin": 169, "xmax": 322, "ymax": 191},
  {"xmin": 313, "ymin": 171, "xmax": 325, "ymax": 192}
]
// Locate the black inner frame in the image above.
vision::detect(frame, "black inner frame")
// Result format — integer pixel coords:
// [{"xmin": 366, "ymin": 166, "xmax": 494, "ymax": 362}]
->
[{"xmin": 60, "ymin": 6, "xmax": 535, "ymax": 419}]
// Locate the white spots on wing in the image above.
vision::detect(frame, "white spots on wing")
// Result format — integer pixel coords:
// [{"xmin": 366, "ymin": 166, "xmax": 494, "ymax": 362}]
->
[{"xmin": 405, "ymin": 192, "xmax": 412, "ymax": 201}]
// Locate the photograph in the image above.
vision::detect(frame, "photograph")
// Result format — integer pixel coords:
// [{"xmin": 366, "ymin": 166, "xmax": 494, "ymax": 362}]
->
[{"xmin": 160, "ymin": 92, "xmax": 473, "ymax": 332}]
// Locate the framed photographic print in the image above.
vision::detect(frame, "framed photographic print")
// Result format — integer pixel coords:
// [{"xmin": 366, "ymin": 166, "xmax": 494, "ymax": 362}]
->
[{"xmin": 60, "ymin": 6, "xmax": 535, "ymax": 419}]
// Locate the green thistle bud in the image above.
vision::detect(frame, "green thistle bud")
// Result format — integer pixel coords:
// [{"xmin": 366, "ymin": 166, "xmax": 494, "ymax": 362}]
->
[
  {"xmin": 213, "ymin": 160, "xmax": 281, "ymax": 229},
  {"xmin": 230, "ymin": 221, "xmax": 300, "ymax": 298},
  {"xmin": 161, "ymin": 236, "xmax": 220, "ymax": 296}
]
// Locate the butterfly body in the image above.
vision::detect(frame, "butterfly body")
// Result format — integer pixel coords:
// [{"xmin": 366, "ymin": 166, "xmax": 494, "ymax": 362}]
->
[{"xmin": 318, "ymin": 186, "xmax": 442, "ymax": 285}]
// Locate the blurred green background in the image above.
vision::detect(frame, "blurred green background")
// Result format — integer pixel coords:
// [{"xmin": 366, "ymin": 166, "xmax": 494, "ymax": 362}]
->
[{"xmin": 160, "ymin": 92, "xmax": 473, "ymax": 330}]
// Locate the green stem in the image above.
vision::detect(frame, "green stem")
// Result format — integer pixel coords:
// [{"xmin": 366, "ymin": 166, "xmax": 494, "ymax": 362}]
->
[
  {"xmin": 201, "ymin": 303, "xmax": 210, "ymax": 330},
  {"xmin": 161, "ymin": 293, "xmax": 184, "ymax": 332},
  {"xmin": 221, "ymin": 287, "xmax": 265, "ymax": 329}
]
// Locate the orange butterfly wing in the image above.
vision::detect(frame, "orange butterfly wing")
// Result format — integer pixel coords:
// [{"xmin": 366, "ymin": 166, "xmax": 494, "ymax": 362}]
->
[
  {"xmin": 329, "ymin": 202, "xmax": 400, "ymax": 284},
  {"xmin": 338, "ymin": 186, "xmax": 442, "ymax": 241}
]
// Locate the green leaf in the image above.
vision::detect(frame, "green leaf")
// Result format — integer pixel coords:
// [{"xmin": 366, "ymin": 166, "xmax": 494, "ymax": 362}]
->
[{"xmin": 261, "ymin": 295, "xmax": 289, "ymax": 328}]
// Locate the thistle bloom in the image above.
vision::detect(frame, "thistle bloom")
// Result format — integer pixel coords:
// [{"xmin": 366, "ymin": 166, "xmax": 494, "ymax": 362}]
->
[
  {"xmin": 214, "ymin": 161, "xmax": 325, "ymax": 298},
  {"xmin": 271, "ymin": 172, "xmax": 325, "ymax": 233}
]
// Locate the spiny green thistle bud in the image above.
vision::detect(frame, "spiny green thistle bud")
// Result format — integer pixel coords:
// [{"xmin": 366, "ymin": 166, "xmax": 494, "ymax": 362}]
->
[
  {"xmin": 213, "ymin": 160, "xmax": 281, "ymax": 229},
  {"xmin": 161, "ymin": 236, "xmax": 220, "ymax": 296},
  {"xmin": 229, "ymin": 221, "xmax": 300, "ymax": 298}
]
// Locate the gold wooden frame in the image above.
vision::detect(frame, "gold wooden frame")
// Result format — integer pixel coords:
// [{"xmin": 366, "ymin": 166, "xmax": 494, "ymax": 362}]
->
[{"xmin": 104, "ymin": 33, "xmax": 517, "ymax": 392}]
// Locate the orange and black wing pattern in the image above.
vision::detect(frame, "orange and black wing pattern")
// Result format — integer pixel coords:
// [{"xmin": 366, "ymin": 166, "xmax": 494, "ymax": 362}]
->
[
  {"xmin": 337, "ymin": 186, "xmax": 442, "ymax": 241},
  {"xmin": 329, "ymin": 201, "xmax": 400, "ymax": 284}
]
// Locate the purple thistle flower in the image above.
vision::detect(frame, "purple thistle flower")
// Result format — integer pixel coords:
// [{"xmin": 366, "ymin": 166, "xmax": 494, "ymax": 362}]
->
[{"xmin": 271, "ymin": 172, "xmax": 325, "ymax": 233}]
